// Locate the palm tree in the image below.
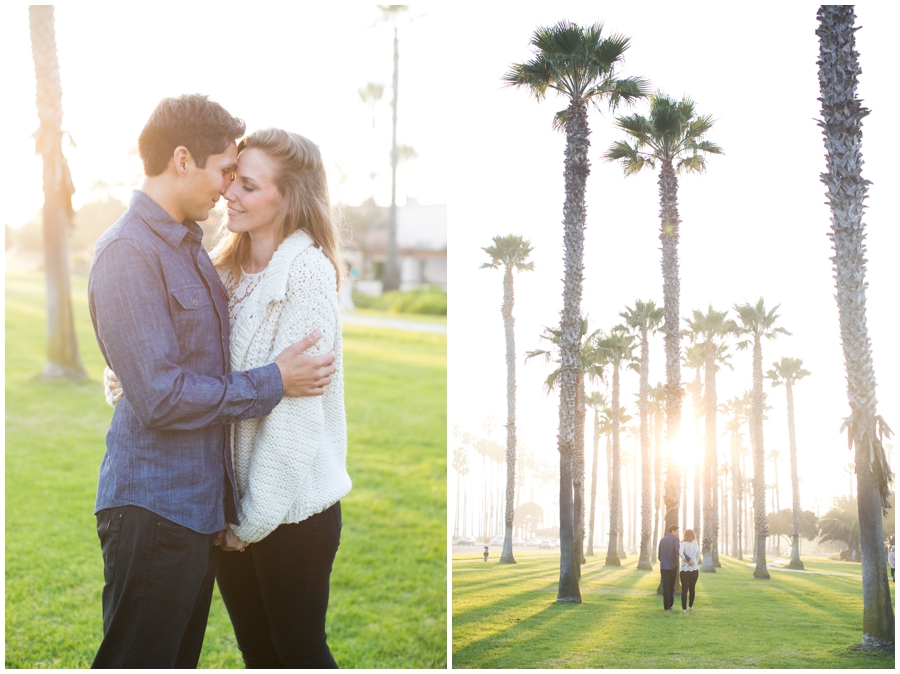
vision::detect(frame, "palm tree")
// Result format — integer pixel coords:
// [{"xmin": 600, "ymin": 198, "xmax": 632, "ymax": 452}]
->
[
  {"xmin": 28, "ymin": 6, "xmax": 86, "ymax": 380},
  {"xmin": 817, "ymin": 5, "xmax": 894, "ymax": 647},
  {"xmin": 482, "ymin": 235, "xmax": 534, "ymax": 564},
  {"xmin": 767, "ymin": 449, "xmax": 782, "ymax": 553},
  {"xmin": 682, "ymin": 342, "xmax": 705, "ymax": 550},
  {"xmin": 722, "ymin": 392, "xmax": 751, "ymax": 559},
  {"xmin": 505, "ymin": 21, "xmax": 647, "ymax": 603},
  {"xmin": 605, "ymin": 92, "xmax": 722, "ymax": 541},
  {"xmin": 684, "ymin": 306, "xmax": 735, "ymax": 572},
  {"xmin": 377, "ymin": 4, "xmax": 408, "ymax": 291},
  {"xmin": 619, "ymin": 300, "xmax": 664, "ymax": 569},
  {"xmin": 767, "ymin": 357, "xmax": 811, "ymax": 570},
  {"xmin": 649, "ymin": 383, "xmax": 666, "ymax": 562},
  {"xmin": 819, "ymin": 495, "xmax": 861, "ymax": 558},
  {"xmin": 585, "ymin": 391, "xmax": 609, "ymax": 556},
  {"xmin": 358, "ymin": 81, "xmax": 385, "ymax": 129},
  {"xmin": 734, "ymin": 298, "xmax": 789, "ymax": 579},
  {"xmin": 451, "ymin": 428, "xmax": 472, "ymax": 539}
]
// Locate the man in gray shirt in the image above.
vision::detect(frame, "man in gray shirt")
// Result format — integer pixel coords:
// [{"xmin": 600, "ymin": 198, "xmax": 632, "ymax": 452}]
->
[{"xmin": 658, "ymin": 525, "xmax": 680, "ymax": 612}]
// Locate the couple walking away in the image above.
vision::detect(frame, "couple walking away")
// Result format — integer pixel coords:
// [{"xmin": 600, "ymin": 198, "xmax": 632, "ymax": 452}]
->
[
  {"xmin": 89, "ymin": 94, "xmax": 351, "ymax": 668},
  {"xmin": 658, "ymin": 526, "xmax": 700, "ymax": 614}
]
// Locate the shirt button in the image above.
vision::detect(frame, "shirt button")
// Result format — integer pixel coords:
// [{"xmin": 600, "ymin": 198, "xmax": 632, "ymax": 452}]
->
[{"xmin": 193, "ymin": 299, "xmax": 198, "ymax": 306}]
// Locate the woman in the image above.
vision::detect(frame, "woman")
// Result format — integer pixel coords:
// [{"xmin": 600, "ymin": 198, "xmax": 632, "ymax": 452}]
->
[
  {"xmin": 107, "ymin": 128, "xmax": 350, "ymax": 667},
  {"xmin": 679, "ymin": 529, "xmax": 700, "ymax": 614}
]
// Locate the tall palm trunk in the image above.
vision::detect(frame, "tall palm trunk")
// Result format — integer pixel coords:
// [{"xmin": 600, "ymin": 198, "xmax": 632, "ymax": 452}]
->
[
  {"xmin": 691, "ymin": 372, "xmax": 702, "ymax": 547},
  {"xmin": 500, "ymin": 266, "xmax": 517, "ymax": 564},
  {"xmin": 731, "ymin": 430, "xmax": 742, "ymax": 560},
  {"xmin": 29, "ymin": 6, "xmax": 85, "ymax": 381},
  {"xmin": 751, "ymin": 337, "xmax": 770, "ymax": 579},
  {"xmin": 817, "ymin": 5, "xmax": 893, "ymax": 646},
  {"xmin": 659, "ymin": 158, "xmax": 683, "ymax": 539},
  {"xmin": 786, "ymin": 380, "xmax": 803, "ymax": 569},
  {"xmin": 638, "ymin": 333, "xmax": 653, "ymax": 568},
  {"xmin": 556, "ymin": 97, "xmax": 589, "ymax": 603},
  {"xmin": 587, "ymin": 407, "xmax": 600, "ymax": 556},
  {"xmin": 701, "ymin": 342, "xmax": 717, "ymax": 572},
  {"xmin": 606, "ymin": 365, "xmax": 623, "ymax": 566},
  {"xmin": 383, "ymin": 25, "xmax": 402, "ymax": 291}
]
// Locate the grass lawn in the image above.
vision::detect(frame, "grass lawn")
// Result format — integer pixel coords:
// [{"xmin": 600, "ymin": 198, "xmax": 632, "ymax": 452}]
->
[
  {"xmin": 453, "ymin": 552, "xmax": 894, "ymax": 668},
  {"xmin": 5, "ymin": 271, "xmax": 447, "ymax": 668}
]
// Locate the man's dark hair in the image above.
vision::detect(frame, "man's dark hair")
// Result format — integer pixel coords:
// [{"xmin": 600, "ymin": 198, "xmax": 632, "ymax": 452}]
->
[
  {"xmin": 668, "ymin": 525, "xmax": 679, "ymax": 534},
  {"xmin": 138, "ymin": 94, "xmax": 245, "ymax": 176}
]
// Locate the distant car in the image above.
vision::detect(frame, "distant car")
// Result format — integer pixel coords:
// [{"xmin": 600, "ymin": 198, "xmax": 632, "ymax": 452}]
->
[
  {"xmin": 538, "ymin": 539, "xmax": 553, "ymax": 549},
  {"xmin": 489, "ymin": 535, "xmax": 504, "ymax": 546},
  {"xmin": 512, "ymin": 537, "xmax": 525, "ymax": 547},
  {"xmin": 526, "ymin": 539, "xmax": 541, "ymax": 547},
  {"xmin": 456, "ymin": 537, "xmax": 475, "ymax": 546}
]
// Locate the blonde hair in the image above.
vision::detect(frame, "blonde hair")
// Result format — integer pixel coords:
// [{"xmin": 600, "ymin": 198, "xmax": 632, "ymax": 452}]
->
[
  {"xmin": 683, "ymin": 529, "xmax": 696, "ymax": 543},
  {"xmin": 210, "ymin": 128, "xmax": 342, "ymax": 288}
]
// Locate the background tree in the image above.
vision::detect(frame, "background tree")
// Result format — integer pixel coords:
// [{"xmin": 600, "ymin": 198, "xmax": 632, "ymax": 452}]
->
[
  {"xmin": 514, "ymin": 502, "xmax": 545, "ymax": 538},
  {"xmin": 649, "ymin": 383, "xmax": 666, "ymax": 562},
  {"xmin": 683, "ymin": 342, "xmax": 704, "ymax": 546},
  {"xmin": 734, "ymin": 298, "xmax": 788, "ymax": 579},
  {"xmin": 451, "ymin": 427, "xmax": 472, "ymax": 538},
  {"xmin": 505, "ymin": 20, "xmax": 647, "ymax": 603},
  {"xmin": 767, "ymin": 357, "xmax": 810, "ymax": 569},
  {"xmin": 605, "ymin": 91, "xmax": 722, "ymax": 543},
  {"xmin": 585, "ymin": 391, "xmax": 609, "ymax": 556},
  {"xmin": 358, "ymin": 81, "xmax": 385, "ymax": 129},
  {"xmin": 767, "ymin": 509, "xmax": 819, "ymax": 551},
  {"xmin": 29, "ymin": 5, "xmax": 85, "ymax": 380},
  {"xmin": 818, "ymin": 495, "xmax": 861, "ymax": 559},
  {"xmin": 817, "ymin": 5, "xmax": 894, "ymax": 647},
  {"xmin": 722, "ymin": 392, "xmax": 751, "ymax": 559},
  {"xmin": 482, "ymin": 234, "xmax": 534, "ymax": 564},
  {"xmin": 619, "ymin": 300, "xmax": 663, "ymax": 569},
  {"xmin": 684, "ymin": 306, "xmax": 735, "ymax": 572}
]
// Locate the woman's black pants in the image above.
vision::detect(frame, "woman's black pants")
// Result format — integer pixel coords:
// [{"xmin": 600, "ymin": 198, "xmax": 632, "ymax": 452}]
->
[
  {"xmin": 214, "ymin": 502, "xmax": 342, "ymax": 668},
  {"xmin": 680, "ymin": 570, "xmax": 699, "ymax": 610}
]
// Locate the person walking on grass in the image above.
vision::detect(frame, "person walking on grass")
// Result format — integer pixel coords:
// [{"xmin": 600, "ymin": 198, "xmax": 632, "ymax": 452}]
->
[
  {"xmin": 889, "ymin": 546, "xmax": 895, "ymax": 582},
  {"xmin": 679, "ymin": 529, "xmax": 700, "ymax": 613},
  {"xmin": 658, "ymin": 525, "xmax": 680, "ymax": 612}
]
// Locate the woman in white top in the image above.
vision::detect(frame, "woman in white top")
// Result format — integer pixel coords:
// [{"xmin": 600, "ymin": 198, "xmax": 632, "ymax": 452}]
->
[
  {"xmin": 107, "ymin": 128, "xmax": 351, "ymax": 667},
  {"xmin": 679, "ymin": 529, "xmax": 700, "ymax": 614}
]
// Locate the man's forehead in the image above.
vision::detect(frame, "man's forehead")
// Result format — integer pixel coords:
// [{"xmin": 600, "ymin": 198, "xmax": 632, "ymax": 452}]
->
[{"xmin": 210, "ymin": 141, "xmax": 238, "ymax": 169}]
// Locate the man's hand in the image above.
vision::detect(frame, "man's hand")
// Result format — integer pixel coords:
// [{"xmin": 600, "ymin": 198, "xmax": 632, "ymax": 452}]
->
[
  {"xmin": 274, "ymin": 330, "xmax": 336, "ymax": 397},
  {"xmin": 215, "ymin": 525, "xmax": 248, "ymax": 552}
]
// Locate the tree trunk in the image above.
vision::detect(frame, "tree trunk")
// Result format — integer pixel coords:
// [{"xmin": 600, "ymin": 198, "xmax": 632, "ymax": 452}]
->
[
  {"xmin": 701, "ymin": 342, "xmax": 717, "ymax": 572},
  {"xmin": 786, "ymin": 381, "xmax": 803, "ymax": 570},
  {"xmin": 652, "ymin": 406, "xmax": 663, "ymax": 563},
  {"xmin": 751, "ymin": 337, "xmax": 770, "ymax": 579},
  {"xmin": 638, "ymin": 331, "xmax": 653, "ymax": 569},
  {"xmin": 555, "ymin": 97, "xmax": 590, "ymax": 604},
  {"xmin": 658, "ymin": 158, "xmax": 683, "ymax": 595},
  {"xmin": 692, "ymin": 372, "xmax": 702, "ymax": 549},
  {"xmin": 607, "ymin": 365, "xmax": 623, "ymax": 566},
  {"xmin": 500, "ymin": 267, "xmax": 517, "ymax": 564},
  {"xmin": 29, "ymin": 6, "xmax": 86, "ymax": 381},
  {"xmin": 732, "ymin": 430, "xmax": 742, "ymax": 559},
  {"xmin": 382, "ymin": 25, "xmax": 402, "ymax": 291},
  {"xmin": 817, "ymin": 5, "xmax": 893, "ymax": 646},
  {"xmin": 587, "ymin": 408, "xmax": 600, "ymax": 556}
]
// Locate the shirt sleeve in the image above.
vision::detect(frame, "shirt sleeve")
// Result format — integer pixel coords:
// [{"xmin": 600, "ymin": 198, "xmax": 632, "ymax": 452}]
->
[
  {"xmin": 231, "ymin": 252, "xmax": 340, "ymax": 543},
  {"xmin": 90, "ymin": 238, "xmax": 283, "ymax": 430}
]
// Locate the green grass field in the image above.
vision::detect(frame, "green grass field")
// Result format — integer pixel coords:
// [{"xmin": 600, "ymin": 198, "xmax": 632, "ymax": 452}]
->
[
  {"xmin": 5, "ymin": 271, "xmax": 447, "ymax": 668},
  {"xmin": 453, "ymin": 552, "xmax": 894, "ymax": 668}
]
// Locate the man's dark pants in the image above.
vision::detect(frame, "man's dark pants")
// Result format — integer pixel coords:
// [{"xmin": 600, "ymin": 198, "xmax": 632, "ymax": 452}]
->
[
  {"xmin": 660, "ymin": 567, "xmax": 677, "ymax": 611},
  {"xmin": 91, "ymin": 505, "xmax": 217, "ymax": 668}
]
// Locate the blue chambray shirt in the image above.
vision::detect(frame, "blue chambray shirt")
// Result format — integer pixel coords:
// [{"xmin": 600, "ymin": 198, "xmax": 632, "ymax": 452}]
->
[{"xmin": 89, "ymin": 190, "xmax": 284, "ymax": 534}]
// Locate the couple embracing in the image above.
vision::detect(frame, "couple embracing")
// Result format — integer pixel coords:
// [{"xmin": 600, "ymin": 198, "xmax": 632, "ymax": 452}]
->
[{"xmin": 89, "ymin": 94, "xmax": 350, "ymax": 668}]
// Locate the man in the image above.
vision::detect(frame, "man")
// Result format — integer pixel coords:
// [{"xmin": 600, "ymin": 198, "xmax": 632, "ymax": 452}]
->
[
  {"xmin": 658, "ymin": 525, "xmax": 680, "ymax": 613},
  {"xmin": 88, "ymin": 94, "xmax": 335, "ymax": 668}
]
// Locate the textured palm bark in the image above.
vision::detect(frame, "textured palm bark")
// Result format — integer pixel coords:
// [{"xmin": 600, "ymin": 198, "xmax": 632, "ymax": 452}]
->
[
  {"xmin": 383, "ymin": 26, "xmax": 402, "ymax": 291},
  {"xmin": 701, "ymin": 342, "xmax": 717, "ymax": 572},
  {"xmin": 751, "ymin": 337, "xmax": 770, "ymax": 579},
  {"xmin": 690, "ymin": 372, "xmax": 702, "ymax": 549},
  {"xmin": 587, "ymin": 407, "xmax": 600, "ymax": 556},
  {"xmin": 637, "ymin": 331, "xmax": 653, "ymax": 569},
  {"xmin": 29, "ymin": 6, "xmax": 86, "ymax": 380},
  {"xmin": 500, "ymin": 266, "xmax": 517, "ymax": 564},
  {"xmin": 606, "ymin": 365, "xmax": 623, "ymax": 566},
  {"xmin": 786, "ymin": 380, "xmax": 803, "ymax": 570},
  {"xmin": 574, "ymin": 378, "xmax": 586, "ymax": 568},
  {"xmin": 817, "ymin": 5, "xmax": 893, "ymax": 645},
  {"xmin": 556, "ymin": 98, "xmax": 589, "ymax": 603},
  {"xmin": 659, "ymin": 159, "xmax": 683, "ymax": 539}
]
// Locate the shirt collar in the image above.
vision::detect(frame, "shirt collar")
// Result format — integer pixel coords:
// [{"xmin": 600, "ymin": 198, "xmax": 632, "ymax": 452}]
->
[{"xmin": 129, "ymin": 190, "xmax": 204, "ymax": 249}]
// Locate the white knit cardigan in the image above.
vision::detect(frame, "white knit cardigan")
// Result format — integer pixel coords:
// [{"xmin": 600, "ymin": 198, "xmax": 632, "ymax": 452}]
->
[{"xmin": 225, "ymin": 230, "xmax": 351, "ymax": 544}]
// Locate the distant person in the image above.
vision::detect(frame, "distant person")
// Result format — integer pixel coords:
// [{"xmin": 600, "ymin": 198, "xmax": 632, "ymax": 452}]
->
[
  {"xmin": 679, "ymin": 529, "xmax": 700, "ymax": 613},
  {"xmin": 658, "ymin": 525, "xmax": 680, "ymax": 613},
  {"xmin": 89, "ymin": 95, "xmax": 337, "ymax": 668},
  {"xmin": 889, "ymin": 547, "xmax": 895, "ymax": 582}
]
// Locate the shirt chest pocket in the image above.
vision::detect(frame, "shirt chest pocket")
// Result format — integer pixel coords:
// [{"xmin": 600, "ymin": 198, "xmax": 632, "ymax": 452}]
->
[{"xmin": 170, "ymin": 286, "xmax": 215, "ymax": 357}]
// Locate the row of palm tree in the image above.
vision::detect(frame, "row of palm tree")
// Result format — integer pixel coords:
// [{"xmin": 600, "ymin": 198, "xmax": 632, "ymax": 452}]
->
[{"xmin": 484, "ymin": 10, "xmax": 891, "ymax": 647}]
